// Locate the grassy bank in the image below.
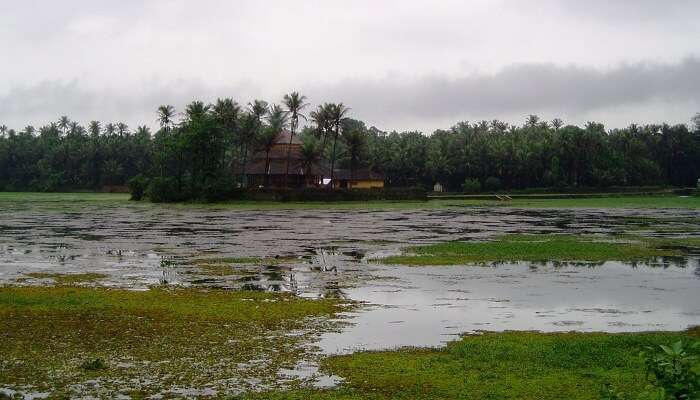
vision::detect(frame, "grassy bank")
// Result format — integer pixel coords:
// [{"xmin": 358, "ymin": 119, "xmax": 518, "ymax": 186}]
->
[
  {"xmin": 0, "ymin": 286, "xmax": 348, "ymax": 398},
  {"xmin": 379, "ymin": 234, "xmax": 697, "ymax": 265},
  {"xmin": 2, "ymin": 192, "xmax": 700, "ymax": 210},
  {"xmin": 3, "ymin": 286, "xmax": 697, "ymax": 399},
  {"xmin": 241, "ymin": 330, "xmax": 700, "ymax": 400}
]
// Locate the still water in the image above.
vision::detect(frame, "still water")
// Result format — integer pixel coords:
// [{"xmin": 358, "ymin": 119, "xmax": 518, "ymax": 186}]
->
[{"xmin": 1, "ymin": 202, "xmax": 700, "ymax": 356}]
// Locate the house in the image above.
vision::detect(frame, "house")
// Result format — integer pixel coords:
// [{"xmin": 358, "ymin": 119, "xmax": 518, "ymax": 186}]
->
[
  {"xmin": 331, "ymin": 167, "xmax": 385, "ymax": 189},
  {"xmin": 241, "ymin": 130, "xmax": 323, "ymax": 188}
]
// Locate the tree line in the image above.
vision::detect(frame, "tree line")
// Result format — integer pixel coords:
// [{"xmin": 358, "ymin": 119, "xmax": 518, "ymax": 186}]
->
[{"xmin": 1, "ymin": 92, "xmax": 699, "ymax": 199}]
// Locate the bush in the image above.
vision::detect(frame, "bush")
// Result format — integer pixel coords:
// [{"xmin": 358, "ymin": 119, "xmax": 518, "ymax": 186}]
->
[
  {"xmin": 640, "ymin": 340, "xmax": 699, "ymax": 399},
  {"xmin": 127, "ymin": 174, "xmax": 149, "ymax": 201},
  {"xmin": 201, "ymin": 176, "xmax": 243, "ymax": 202},
  {"xmin": 484, "ymin": 177, "xmax": 502, "ymax": 191},
  {"xmin": 242, "ymin": 187, "xmax": 426, "ymax": 202},
  {"xmin": 145, "ymin": 177, "xmax": 184, "ymax": 203},
  {"xmin": 462, "ymin": 178, "xmax": 481, "ymax": 194}
]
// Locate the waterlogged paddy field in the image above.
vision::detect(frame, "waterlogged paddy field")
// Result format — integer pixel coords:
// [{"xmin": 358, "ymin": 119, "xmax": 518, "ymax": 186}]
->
[{"xmin": 1, "ymin": 193, "xmax": 700, "ymax": 398}]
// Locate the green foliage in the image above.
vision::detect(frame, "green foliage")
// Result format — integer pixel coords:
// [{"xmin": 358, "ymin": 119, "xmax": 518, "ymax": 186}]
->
[
  {"xmin": 201, "ymin": 175, "xmax": 242, "ymax": 202},
  {"xmin": 80, "ymin": 358, "xmax": 107, "ymax": 371},
  {"xmin": 145, "ymin": 176, "xmax": 183, "ymax": 203},
  {"xmin": 380, "ymin": 234, "xmax": 682, "ymax": 265},
  {"xmin": 484, "ymin": 176, "xmax": 502, "ymax": 191},
  {"xmin": 640, "ymin": 341, "xmax": 700, "ymax": 399},
  {"xmin": 239, "ymin": 331, "xmax": 699, "ymax": 400},
  {"xmin": 3, "ymin": 109, "xmax": 700, "ymax": 199},
  {"xmin": 242, "ymin": 187, "xmax": 426, "ymax": 202},
  {"xmin": 127, "ymin": 174, "xmax": 148, "ymax": 200},
  {"xmin": 0, "ymin": 286, "xmax": 348, "ymax": 396},
  {"xmin": 462, "ymin": 178, "xmax": 481, "ymax": 193}
]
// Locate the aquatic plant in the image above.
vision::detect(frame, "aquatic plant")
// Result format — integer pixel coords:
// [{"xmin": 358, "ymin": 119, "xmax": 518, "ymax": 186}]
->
[
  {"xmin": 80, "ymin": 358, "xmax": 107, "ymax": 371},
  {"xmin": 640, "ymin": 340, "xmax": 700, "ymax": 399}
]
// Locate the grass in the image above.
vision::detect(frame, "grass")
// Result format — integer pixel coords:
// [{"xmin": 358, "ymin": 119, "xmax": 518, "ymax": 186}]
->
[
  {"xmin": 239, "ymin": 330, "xmax": 700, "ymax": 400},
  {"xmin": 2, "ymin": 191, "xmax": 700, "ymax": 210},
  {"xmin": 0, "ymin": 286, "xmax": 348, "ymax": 398},
  {"xmin": 379, "ymin": 234, "xmax": 691, "ymax": 265},
  {"xmin": 23, "ymin": 272, "xmax": 108, "ymax": 284},
  {"xmin": 192, "ymin": 256, "xmax": 299, "ymax": 276}
]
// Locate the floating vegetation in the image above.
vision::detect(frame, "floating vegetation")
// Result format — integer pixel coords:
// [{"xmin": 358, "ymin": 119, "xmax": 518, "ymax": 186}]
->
[
  {"xmin": 378, "ymin": 234, "xmax": 688, "ymax": 265},
  {"xmin": 23, "ymin": 272, "xmax": 108, "ymax": 284},
  {"xmin": 0, "ymin": 286, "xmax": 350, "ymax": 397}
]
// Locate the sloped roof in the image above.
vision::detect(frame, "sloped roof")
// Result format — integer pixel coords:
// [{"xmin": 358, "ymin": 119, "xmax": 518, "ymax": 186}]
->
[
  {"xmin": 238, "ymin": 159, "xmax": 325, "ymax": 176},
  {"xmin": 274, "ymin": 129, "xmax": 303, "ymax": 146}
]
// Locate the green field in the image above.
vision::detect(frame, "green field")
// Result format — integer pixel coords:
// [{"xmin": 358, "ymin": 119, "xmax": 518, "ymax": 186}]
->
[
  {"xmin": 1, "ymin": 191, "xmax": 700, "ymax": 209},
  {"xmin": 2, "ymin": 286, "xmax": 697, "ymax": 399},
  {"xmin": 240, "ymin": 330, "xmax": 700, "ymax": 400},
  {"xmin": 379, "ymin": 234, "xmax": 698, "ymax": 266},
  {"xmin": 0, "ymin": 286, "xmax": 348, "ymax": 397}
]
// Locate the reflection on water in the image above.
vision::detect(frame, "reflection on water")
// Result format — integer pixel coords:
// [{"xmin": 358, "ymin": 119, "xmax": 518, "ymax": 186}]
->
[
  {"xmin": 318, "ymin": 258, "xmax": 700, "ymax": 354},
  {"xmin": 1, "ymin": 204, "xmax": 700, "ymax": 355}
]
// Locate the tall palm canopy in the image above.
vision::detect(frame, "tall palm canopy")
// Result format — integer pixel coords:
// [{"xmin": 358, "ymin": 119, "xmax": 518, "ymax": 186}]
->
[
  {"xmin": 157, "ymin": 105, "xmax": 176, "ymax": 130},
  {"xmin": 327, "ymin": 103, "xmax": 350, "ymax": 187},
  {"xmin": 282, "ymin": 92, "xmax": 308, "ymax": 187}
]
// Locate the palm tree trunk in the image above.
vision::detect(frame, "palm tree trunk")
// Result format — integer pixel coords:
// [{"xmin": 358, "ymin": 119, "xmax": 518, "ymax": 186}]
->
[
  {"xmin": 350, "ymin": 156, "xmax": 355, "ymax": 189},
  {"xmin": 240, "ymin": 141, "xmax": 248, "ymax": 188},
  {"xmin": 264, "ymin": 148, "xmax": 271, "ymax": 187},
  {"xmin": 284, "ymin": 125, "xmax": 294, "ymax": 188},
  {"xmin": 329, "ymin": 126, "xmax": 339, "ymax": 189}
]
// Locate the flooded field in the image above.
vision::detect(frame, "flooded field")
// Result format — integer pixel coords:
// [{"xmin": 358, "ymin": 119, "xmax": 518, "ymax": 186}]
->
[{"xmin": 2, "ymin": 197, "xmax": 700, "ymax": 396}]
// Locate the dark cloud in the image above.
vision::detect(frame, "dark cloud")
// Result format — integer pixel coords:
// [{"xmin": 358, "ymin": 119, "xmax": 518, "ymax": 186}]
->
[
  {"xmin": 0, "ymin": 79, "xmax": 258, "ymax": 129},
  {"xmin": 309, "ymin": 58, "xmax": 700, "ymax": 124},
  {"xmin": 1, "ymin": 58, "xmax": 699, "ymax": 132}
]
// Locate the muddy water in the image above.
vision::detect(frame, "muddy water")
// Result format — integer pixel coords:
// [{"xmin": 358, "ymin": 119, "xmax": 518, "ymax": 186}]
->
[{"xmin": 2, "ymin": 203, "xmax": 700, "ymax": 355}]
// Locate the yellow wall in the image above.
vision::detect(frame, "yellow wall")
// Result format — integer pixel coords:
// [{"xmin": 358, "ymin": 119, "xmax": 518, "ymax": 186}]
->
[{"xmin": 348, "ymin": 180, "xmax": 384, "ymax": 189}]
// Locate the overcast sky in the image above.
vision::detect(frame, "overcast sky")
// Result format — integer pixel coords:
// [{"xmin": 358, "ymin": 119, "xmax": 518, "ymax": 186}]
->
[{"xmin": 1, "ymin": 0, "xmax": 699, "ymax": 133}]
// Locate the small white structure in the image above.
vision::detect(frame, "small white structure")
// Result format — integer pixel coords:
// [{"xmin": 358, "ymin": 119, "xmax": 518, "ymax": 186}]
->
[{"xmin": 433, "ymin": 182, "xmax": 444, "ymax": 192}]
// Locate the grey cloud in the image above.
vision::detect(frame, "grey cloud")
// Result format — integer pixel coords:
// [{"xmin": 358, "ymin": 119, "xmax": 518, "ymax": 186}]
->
[
  {"xmin": 0, "ymin": 79, "xmax": 258, "ymax": 129},
  {"xmin": 1, "ymin": 59, "xmax": 699, "ymax": 133},
  {"xmin": 309, "ymin": 58, "xmax": 700, "ymax": 124}
]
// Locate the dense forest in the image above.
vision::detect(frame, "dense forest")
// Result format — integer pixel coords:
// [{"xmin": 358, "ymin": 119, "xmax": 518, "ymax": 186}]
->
[{"xmin": 1, "ymin": 92, "xmax": 699, "ymax": 200}]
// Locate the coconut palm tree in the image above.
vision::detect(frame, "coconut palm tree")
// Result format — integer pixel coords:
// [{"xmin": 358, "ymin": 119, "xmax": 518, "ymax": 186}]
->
[
  {"xmin": 310, "ymin": 104, "xmax": 333, "ymax": 154},
  {"xmin": 248, "ymin": 100, "xmax": 269, "ymax": 122},
  {"xmin": 238, "ymin": 112, "xmax": 258, "ymax": 186},
  {"xmin": 185, "ymin": 101, "xmax": 209, "ymax": 122},
  {"xmin": 282, "ymin": 92, "xmax": 308, "ymax": 187},
  {"xmin": 88, "ymin": 121, "xmax": 101, "ymax": 137},
  {"xmin": 58, "ymin": 116, "xmax": 71, "ymax": 135},
  {"xmin": 68, "ymin": 121, "xmax": 80, "ymax": 135},
  {"xmin": 157, "ymin": 105, "xmax": 176, "ymax": 131},
  {"xmin": 263, "ymin": 104, "xmax": 289, "ymax": 186},
  {"xmin": 116, "ymin": 122, "xmax": 130, "ymax": 137},
  {"xmin": 212, "ymin": 98, "xmax": 240, "ymax": 170},
  {"xmin": 0, "ymin": 125, "xmax": 7, "ymax": 137},
  {"xmin": 103, "ymin": 123, "xmax": 116, "ymax": 136},
  {"xmin": 300, "ymin": 137, "xmax": 321, "ymax": 185},
  {"xmin": 343, "ymin": 128, "xmax": 367, "ymax": 183},
  {"xmin": 327, "ymin": 103, "xmax": 350, "ymax": 188}
]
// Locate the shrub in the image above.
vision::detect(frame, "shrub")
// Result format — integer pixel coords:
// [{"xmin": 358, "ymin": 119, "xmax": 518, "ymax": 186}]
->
[
  {"xmin": 80, "ymin": 358, "xmax": 107, "ymax": 371},
  {"xmin": 462, "ymin": 178, "xmax": 481, "ymax": 194},
  {"xmin": 640, "ymin": 340, "xmax": 699, "ymax": 399},
  {"xmin": 201, "ymin": 176, "xmax": 243, "ymax": 203},
  {"xmin": 484, "ymin": 177, "xmax": 502, "ymax": 191},
  {"xmin": 242, "ymin": 187, "xmax": 426, "ymax": 202},
  {"xmin": 145, "ymin": 177, "xmax": 184, "ymax": 203},
  {"xmin": 127, "ymin": 174, "xmax": 149, "ymax": 201}
]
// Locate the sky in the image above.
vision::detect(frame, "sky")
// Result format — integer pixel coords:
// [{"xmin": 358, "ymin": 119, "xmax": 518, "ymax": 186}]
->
[{"xmin": 1, "ymin": 0, "xmax": 699, "ymax": 133}]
